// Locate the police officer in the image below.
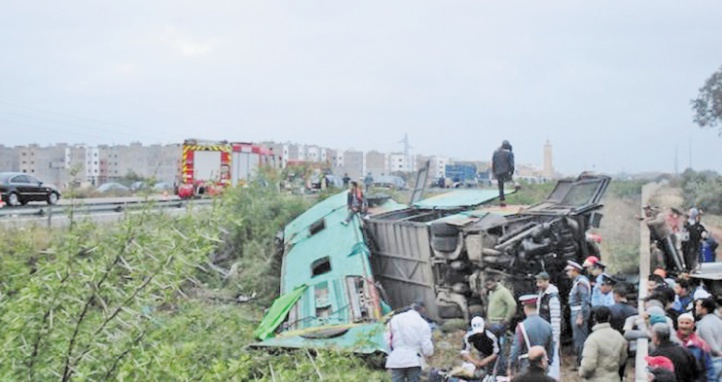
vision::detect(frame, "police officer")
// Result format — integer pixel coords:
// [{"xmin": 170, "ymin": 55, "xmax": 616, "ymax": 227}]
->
[
  {"xmin": 566, "ymin": 260, "xmax": 591, "ymax": 369},
  {"xmin": 582, "ymin": 256, "xmax": 606, "ymax": 307},
  {"xmin": 508, "ymin": 295, "xmax": 554, "ymax": 379},
  {"xmin": 593, "ymin": 273, "xmax": 616, "ymax": 307}
]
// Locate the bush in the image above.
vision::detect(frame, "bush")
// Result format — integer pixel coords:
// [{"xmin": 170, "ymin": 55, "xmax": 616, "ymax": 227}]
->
[
  {"xmin": 679, "ymin": 168, "xmax": 722, "ymax": 214},
  {"xmin": 208, "ymin": 182, "xmax": 310, "ymax": 305},
  {"xmin": 0, "ymin": 209, "xmax": 220, "ymax": 381},
  {"xmin": 504, "ymin": 181, "xmax": 555, "ymax": 205},
  {"xmin": 0, "ymin": 185, "xmax": 390, "ymax": 381}
]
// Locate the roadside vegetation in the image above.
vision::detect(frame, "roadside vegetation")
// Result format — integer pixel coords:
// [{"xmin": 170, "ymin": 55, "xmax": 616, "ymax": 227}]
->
[
  {"xmin": 676, "ymin": 168, "xmax": 722, "ymax": 214},
  {"xmin": 0, "ymin": 180, "xmax": 387, "ymax": 381}
]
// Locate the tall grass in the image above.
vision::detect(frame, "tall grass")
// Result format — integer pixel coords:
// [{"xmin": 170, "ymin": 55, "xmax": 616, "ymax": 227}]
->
[{"xmin": 0, "ymin": 182, "xmax": 390, "ymax": 381}]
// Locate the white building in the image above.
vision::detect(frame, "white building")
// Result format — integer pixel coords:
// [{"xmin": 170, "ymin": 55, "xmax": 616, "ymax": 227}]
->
[
  {"xmin": 388, "ymin": 152, "xmax": 415, "ymax": 173},
  {"xmin": 85, "ymin": 147, "xmax": 100, "ymax": 185}
]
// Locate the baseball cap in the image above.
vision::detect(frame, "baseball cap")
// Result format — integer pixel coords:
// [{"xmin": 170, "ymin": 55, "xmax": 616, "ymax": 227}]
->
[
  {"xmin": 694, "ymin": 288, "xmax": 712, "ymax": 301},
  {"xmin": 582, "ymin": 256, "xmax": 600, "ymax": 268},
  {"xmin": 471, "ymin": 316, "xmax": 485, "ymax": 334}
]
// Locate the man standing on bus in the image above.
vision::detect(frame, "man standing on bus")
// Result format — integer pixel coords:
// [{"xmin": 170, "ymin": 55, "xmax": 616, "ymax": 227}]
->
[{"xmin": 491, "ymin": 140, "xmax": 514, "ymax": 207}]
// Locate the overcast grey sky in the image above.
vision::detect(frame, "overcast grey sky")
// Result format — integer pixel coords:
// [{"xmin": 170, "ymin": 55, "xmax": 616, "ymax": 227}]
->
[{"xmin": 1, "ymin": 1, "xmax": 721, "ymax": 174}]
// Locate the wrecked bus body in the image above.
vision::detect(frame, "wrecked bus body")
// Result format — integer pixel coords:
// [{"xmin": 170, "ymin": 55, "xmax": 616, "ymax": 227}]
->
[
  {"xmin": 254, "ymin": 173, "xmax": 610, "ymax": 353},
  {"xmin": 252, "ymin": 192, "xmax": 405, "ymax": 354},
  {"xmin": 367, "ymin": 174, "xmax": 609, "ymax": 323}
]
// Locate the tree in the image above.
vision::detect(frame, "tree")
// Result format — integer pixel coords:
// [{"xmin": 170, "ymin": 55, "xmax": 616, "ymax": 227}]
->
[{"xmin": 691, "ymin": 65, "xmax": 722, "ymax": 133}]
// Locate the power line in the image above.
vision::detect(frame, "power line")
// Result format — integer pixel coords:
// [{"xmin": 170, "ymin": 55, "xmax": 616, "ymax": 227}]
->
[
  {"xmin": 0, "ymin": 117, "xmax": 123, "ymax": 143},
  {"xmin": 0, "ymin": 100, "xmax": 189, "ymax": 142}
]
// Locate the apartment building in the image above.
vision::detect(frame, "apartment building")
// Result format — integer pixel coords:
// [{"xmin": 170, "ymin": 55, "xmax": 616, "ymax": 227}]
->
[
  {"xmin": 342, "ymin": 150, "xmax": 364, "ymax": 181},
  {"xmin": 325, "ymin": 148, "xmax": 345, "ymax": 175},
  {"xmin": 64, "ymin": 145, "xmax": 88, "ymax": 185},
  {"xmin": 416, "ymin": 155, "xmax": 450, "ymax": 179},
  {"xmin": 388, "ymin": 152, "xmax": 415, "ymax": 173},
  {"xmin": 18, "ymin": 144, "xmax": 67, "ymax": 186},
  {"xmin": 103, "ymin": 142, "xmax": 181, "ymax": 183},
  {"xmin": 365, "ymin": 151, "xmax": 387, "ymax": 177},
  {"xmin": 287, "ymin": 144, "xmax": 307, "ymax": 162},
  {"xmin": 0, "ymin": 145, "xmax": 19, "ymax": 171},
  {"xmin": 261, "ymin": 142, "xmax": 289, "ymax": 169},
  {"xmin": 154, "ymin": 144, "xmax": 182, "ymax": 183}
]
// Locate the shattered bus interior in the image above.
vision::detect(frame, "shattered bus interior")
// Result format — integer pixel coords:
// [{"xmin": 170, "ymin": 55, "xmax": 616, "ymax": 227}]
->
[{"xmin": 254, "ymin": 173, "xmax": 610, "ymax": 354}]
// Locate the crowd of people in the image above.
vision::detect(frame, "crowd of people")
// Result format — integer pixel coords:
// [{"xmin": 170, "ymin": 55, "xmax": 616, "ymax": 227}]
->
[
  {"xmin": 644, "ymin": 205, "xmax": 718, "ymax": 274},
  {"xmin": 384, "ymin": 253, "xmax": 722, "ymax": 382},
  {"xmin": 380, "ymin": 142, "xmax": 721, "ymax": 381}
]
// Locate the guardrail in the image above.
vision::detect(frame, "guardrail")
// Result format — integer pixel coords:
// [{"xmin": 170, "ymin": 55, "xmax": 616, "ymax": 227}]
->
[{"xmin": 0, "ymin": 198, "xmax": 214, "ymax": 227}]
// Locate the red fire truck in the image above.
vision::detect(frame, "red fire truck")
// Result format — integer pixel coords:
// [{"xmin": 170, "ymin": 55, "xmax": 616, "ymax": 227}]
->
[{"xmin": 176, "ymin": 139, "xmax": 275, "ymax": 199}]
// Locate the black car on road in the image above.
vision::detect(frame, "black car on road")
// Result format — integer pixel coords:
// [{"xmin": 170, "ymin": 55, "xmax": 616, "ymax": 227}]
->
[{"xmin": 0, "ymin": 172, "xmax": 61, "ymax": 206}]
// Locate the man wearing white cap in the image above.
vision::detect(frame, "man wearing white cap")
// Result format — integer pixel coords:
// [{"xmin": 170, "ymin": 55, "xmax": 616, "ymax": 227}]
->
[
  {"xmin": 566, "ymin": 260, "xmax": 591, "ymax": 369},
  {"xmin": 459, "ymin": 316, "xmax": 500, "ymax": 379},
  {"xmin": 508, "ymin": 294, "xmax": 554, "ymax": 378},
  {"xmin": 676, "ymin": 313, "xmax": 716, "ymax": 381}
]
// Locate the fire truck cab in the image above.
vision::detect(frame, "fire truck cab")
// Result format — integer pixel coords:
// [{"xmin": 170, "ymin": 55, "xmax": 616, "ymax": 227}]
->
[{"xmin": 176, "ymin": 139, "xmax": 275, "ymax": 199}]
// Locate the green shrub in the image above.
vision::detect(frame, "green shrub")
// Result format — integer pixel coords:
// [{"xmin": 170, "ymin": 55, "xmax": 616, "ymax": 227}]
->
[
  {"xmin": 0, "ymin": 184, "xmax": 391, "ymax": 381},
  {"xmin": 679, "ymin": 169, "xmax": 722, "ymax": 214}
]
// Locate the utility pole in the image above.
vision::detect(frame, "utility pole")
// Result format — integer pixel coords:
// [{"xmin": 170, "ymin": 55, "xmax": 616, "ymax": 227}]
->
[{"xmin": 399, "ymin": 133, "xmax": 412, "ymax": 171}]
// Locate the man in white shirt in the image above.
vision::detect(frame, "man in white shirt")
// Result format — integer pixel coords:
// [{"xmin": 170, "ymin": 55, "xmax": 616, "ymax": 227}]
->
[{"xmin": 385, "ymin": 300, "xmax": 435, "ymax": 382}]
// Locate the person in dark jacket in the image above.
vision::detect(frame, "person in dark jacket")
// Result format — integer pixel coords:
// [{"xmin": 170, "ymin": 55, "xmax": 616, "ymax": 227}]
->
[
  {"xmin": 511, "ymin": 346, "xmax": 556, "ymax": 382},
  {"xmin": 342, "ymin": 181, "xmax": 365, "ymax": 225},
  {"xmin": 682, "ymin": 207, "xmax": 706, "ymax": 271},
  {"xmin": 491, "ymin": 140, "xmax": 514, "ymax": 207},
  {"xmin": 649, "ymin": 322, "xmax": 700, "ymax": 382},
  {"xmin": 609, "ymin": 284, "xmax": 638, "ymax": 334},
  {"xmin": 645, "ymin": 356, "xmax": 677, "ymax": 382}
]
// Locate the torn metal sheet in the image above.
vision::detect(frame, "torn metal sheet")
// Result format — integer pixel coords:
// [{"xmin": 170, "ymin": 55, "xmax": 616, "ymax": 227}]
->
[{"xmin": 413, "ymin": 189, "xmax": 514, "ymax": 210}]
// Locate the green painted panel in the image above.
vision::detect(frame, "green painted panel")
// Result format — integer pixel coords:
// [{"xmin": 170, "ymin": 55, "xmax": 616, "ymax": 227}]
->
[{"xmin": 253, "ymin": 323, "xmax": 388, "ymax": 354}]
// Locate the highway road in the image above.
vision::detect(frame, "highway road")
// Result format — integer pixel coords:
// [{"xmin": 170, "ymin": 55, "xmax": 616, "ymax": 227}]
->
[{"xmin": 0, "ymin": 196, "xmax": 209, "ymax": 228}]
